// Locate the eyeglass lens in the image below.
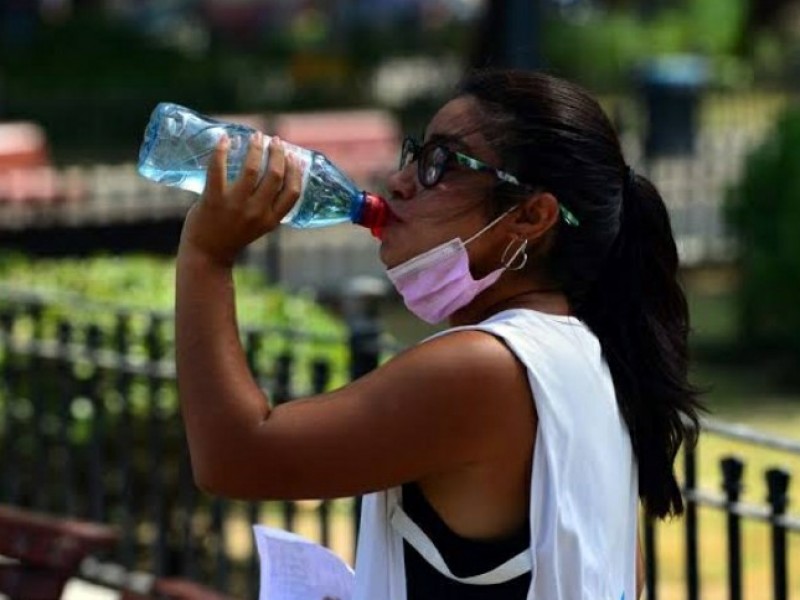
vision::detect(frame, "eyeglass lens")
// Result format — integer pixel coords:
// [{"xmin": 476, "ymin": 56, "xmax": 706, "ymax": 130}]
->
[
  {"xmin": 400, "ymin": 138, "xmax": 416, "ymax": 170},
  {"xmin": 421, "ymin": 145, "xmax": 448, "ymax": 187},
  {"xmin": 399, "ymin": 137, "xmax": 450, "ymax": 188}
]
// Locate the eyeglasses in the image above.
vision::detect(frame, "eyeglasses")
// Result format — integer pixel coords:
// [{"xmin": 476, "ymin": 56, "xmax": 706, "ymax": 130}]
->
[
  {"xmin": 400, "ymin": 136, "xmax": 520, "ymax": 188},
  {"xmin": 399, "ymin": 135, "xmax": 580, "ymax": 227}
]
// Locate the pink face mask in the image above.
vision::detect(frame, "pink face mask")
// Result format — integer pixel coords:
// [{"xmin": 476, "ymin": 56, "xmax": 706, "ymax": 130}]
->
[{"xmin": 386, "ymin": 208, "xmax": 524, "ymax": 324}]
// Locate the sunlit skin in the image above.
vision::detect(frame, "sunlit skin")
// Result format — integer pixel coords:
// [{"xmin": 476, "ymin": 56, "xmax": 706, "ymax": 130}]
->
[
  {"xmin": 381, "ymin": 96, "xmax": 569, "ymax": 325},
  {"xmin": 175, "ymin": 95, "xmax": 643, "ymax": 595}
]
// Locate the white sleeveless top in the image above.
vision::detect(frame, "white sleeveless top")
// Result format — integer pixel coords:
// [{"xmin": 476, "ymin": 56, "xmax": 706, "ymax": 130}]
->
[{"xmin": 352, "ymin": 308, "xmax": 639, "ymax": 600}]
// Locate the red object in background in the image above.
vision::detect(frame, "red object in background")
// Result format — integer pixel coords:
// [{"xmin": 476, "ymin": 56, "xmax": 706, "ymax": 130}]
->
[
  {"xmin": 0, "ymin": 121, "xmax": 84, "ymax": 204},
  {"xmin": 272, "ymin": 109, "xmax": 401, "ymax": 189},
  {"xmin": 215, "ymin": 109, "xmax": 397, "ymax": 238},
  {"xmin": 0, "ymin": 122, "xmax": 49, "ymax": 170},
  {"xmin": 272, "ymin": 110, "xmax": 397, "ymax": 237},
  {"xmin": 214, "ymin": 110, "xmax": 401, "ymax": 189}
]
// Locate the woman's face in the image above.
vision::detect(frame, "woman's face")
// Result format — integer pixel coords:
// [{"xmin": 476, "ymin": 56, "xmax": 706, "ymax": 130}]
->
[{"xmin": 380, "ymin": 96, "xmax": 507, "ymax": 270}]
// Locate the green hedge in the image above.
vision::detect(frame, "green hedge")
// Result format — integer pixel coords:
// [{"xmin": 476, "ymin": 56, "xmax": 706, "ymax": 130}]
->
[
  {"xmin": 0, "ymin": 254, "xmax": 342, "ymax": 331},
  {"xmin": 0, "ymin": 254, "xmax": 350, "ymax": 391},
  {"xmin": 544, "ymin": 0, "xmax": 749, "ymax": 90},
  {"xmin": 725, "ymin": 107, "xmax": 800, "ymax": 361}
]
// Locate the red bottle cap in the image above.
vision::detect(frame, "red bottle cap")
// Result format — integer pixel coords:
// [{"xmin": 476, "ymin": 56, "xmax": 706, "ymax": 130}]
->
[{"xmin": 358, "ymin": 192, "xmax": 388, "ymax": 240}]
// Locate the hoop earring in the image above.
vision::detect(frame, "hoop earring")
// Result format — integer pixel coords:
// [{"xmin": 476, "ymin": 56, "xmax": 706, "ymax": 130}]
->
[{"xmin": 501, "ymin": 239, "xmax": 528, "ymax": 271}]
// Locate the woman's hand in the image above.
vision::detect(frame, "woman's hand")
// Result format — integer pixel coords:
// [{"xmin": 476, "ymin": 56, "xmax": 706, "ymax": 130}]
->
[{"xmin": 180, "ymin": 132, "xmax": 303, "ymax": 267}]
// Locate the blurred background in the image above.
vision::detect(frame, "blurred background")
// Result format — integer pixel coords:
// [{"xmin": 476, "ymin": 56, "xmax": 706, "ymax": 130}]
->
[{"xmin": 0, "ymin": 1, "xmax": 799, "ymax": 599}]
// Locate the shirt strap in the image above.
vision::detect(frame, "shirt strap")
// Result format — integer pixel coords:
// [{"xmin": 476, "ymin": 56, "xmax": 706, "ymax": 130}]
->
[{"xmin": 390, "ymin": 504, "xmax": 531, "ymax": 585}]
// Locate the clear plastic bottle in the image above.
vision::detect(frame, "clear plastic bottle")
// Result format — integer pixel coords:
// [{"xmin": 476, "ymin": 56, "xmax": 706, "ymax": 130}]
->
[{"xmin": 137, "ymin": 102, "xmax": 387, "ymax": 236}]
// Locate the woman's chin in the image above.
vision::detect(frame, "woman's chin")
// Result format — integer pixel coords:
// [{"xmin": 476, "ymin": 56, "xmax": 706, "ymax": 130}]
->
[
  {"xmin": 379, "ymin": 237, "xmax": 412, "ymax": 270},
  {"xmin": 378, "ymin": 243, "xmax": 397, "ymax": 269}
]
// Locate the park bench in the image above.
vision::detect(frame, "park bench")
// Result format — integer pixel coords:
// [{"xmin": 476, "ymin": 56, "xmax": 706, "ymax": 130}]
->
[{"xmin": 0, "ymin": 505, "xmax": 233, "ymax": 600}]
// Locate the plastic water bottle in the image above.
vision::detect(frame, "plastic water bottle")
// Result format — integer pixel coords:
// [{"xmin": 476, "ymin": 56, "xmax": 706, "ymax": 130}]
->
[{"xmin": 137, "ymin": 102, "xmax": 388, "ymax": 236}]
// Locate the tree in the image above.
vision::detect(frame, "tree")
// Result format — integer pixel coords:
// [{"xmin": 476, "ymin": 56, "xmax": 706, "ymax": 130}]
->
[
  {"xmin": 737, "ymin": 0, "xmax": 798, "ymax": 54},
  {"xmin": 745, "ymin": 0, "xmax": 797, "ymax": 29},
  {"xmin": 469, "ymin": 0, "xmax": 543, "ymax": 70}
]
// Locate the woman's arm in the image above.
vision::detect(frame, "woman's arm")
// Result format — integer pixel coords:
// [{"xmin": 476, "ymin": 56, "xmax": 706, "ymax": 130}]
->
[{"xmin": 176, "ymin": 134, "xmax": 535, "ymax": 500}]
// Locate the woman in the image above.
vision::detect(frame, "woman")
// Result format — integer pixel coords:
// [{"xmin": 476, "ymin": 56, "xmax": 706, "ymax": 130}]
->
[{"xmin": 175, "ymin": 70, "xmax": 701, "ymax": 599}]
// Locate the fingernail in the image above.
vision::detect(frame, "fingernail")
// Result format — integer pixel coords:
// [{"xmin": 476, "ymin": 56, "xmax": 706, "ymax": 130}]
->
[
  {"xmin": 273, "ymin": 136, "xmax": 282, "ymax": 147},
  {"xmin": 220, "ymin": 135, "xmax": 229, "ymax": 149}
]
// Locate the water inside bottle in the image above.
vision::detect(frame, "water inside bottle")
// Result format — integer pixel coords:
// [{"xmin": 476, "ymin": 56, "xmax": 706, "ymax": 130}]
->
[
  {"xmin": 282, "ymin": 153, "xmax": 362, "ymax": 228},
  {"xmin": 138, "ymin": 165, "xmax": 208, "ymax": 194},
  {"xmin": 138, "ymin": 102, "xmax": 377, "ymax": 231},
  {"xmin": 138, "ymin": 103, "xmax": 254, "ymax": 194}
]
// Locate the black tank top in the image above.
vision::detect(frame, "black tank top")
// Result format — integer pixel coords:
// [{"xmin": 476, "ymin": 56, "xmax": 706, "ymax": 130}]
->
[{"xmin": 401, "ymin": 482, "xmax": 532, "ymax": 600}]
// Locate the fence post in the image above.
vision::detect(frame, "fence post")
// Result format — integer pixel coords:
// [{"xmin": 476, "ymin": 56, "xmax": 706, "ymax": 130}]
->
[
  {"xmin": 274, "ymin": 353, "xmax": 294, "ymax": 405},
  {"xmin": 245, "ymin": 330, "xmax": 263, "ymax": 598},
  {"xmin": 643, "ymin": 515, "xmax": 657, "ymax": 600},
  {"xmin": 145, "ymin": 316, "xmax": 168, "ymax": 577},
  {"xmin": 347, "ymin": 309, "xmax": 381, "ymax": 382},
  {"xmin": 684, "ymin": 441, "xmax": 699, "ymax": 600},
  {"xmin": 273, "ymin": 352, "xmax": 296, "ymax": 533},
  {"xmin": 721, "ymin": 456, "xmax": 744, "ymax": 600},
  {"xmin": 344, "ymin": 275, "xmax": 385, "ymax": 380},
  {"xmin": 210, "ymin": 495, "xmax": 229, "ymax": 592},
  {"xmin": 86, "ymin": 323, "xmax": 106, "ymax": 523},
  {"xmin": 766, "ymin": 468, "xmax": 790, "ymax": 600},
  {"xmin": 312, "ymin": 359, "xmax": 333, "ymax": 549},
  {"xmin": 27, "ymin": 301, "xmax": 46, "ymax": 511},
  {"xmin": 346, "ymin": 291, "xmax": 382, "ymax": 562},
  {"xmin": 56, "ymin": 320, "xmax": 77, "ymax": 516},
  {"xmin": 114, "ymin": 311, "xmax": 136, "ymax": 568},
  {"xmin": 0, "ymin": 308, "xmax": 16, "ymax": 505}
]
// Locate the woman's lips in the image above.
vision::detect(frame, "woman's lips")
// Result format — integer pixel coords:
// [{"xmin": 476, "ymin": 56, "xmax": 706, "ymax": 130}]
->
[
  {"xmin": 379, "ymin": 209, "xmax": 404, "ymax": 245},
  {"xmin": 386, "ymin": 213, "xmax": 402, "ymax": 226},
  {"xmin": 384, "ymin": 204, "xmax": 405, "ymax": 226}
]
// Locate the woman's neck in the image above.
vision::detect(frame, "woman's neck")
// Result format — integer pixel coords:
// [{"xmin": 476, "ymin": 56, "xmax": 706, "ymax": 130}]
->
[{"xmin": 450, "ymin": 275, "xmax": 570, "ymax": 327}]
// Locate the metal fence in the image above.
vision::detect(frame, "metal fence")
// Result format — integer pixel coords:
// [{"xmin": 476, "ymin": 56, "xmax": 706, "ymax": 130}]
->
[
  {"xmin": 643, "ymin": 419, "xmax": 800, "ymax": 600},
  {"xmin": 0, "ymin": 286, "xmax": 391, "ymax": 598},
  {"xmin": 1, "ymin": 288, "xmax": 798, "ymax": 598}
]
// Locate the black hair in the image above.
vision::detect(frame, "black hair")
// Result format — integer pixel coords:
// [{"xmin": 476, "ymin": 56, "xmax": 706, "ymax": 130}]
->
[{"xmin": 457, "ymin": 69, "xmax": 702, "ymax": 519}]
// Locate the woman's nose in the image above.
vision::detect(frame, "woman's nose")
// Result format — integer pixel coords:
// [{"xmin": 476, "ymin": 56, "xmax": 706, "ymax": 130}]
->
[{"xmin": 387, "ymin": 165, "xmax": 417, "ymax": 201}]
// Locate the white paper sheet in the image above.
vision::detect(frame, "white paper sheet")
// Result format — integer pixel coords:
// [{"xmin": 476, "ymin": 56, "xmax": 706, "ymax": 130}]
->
[{"xmin": 253, "ymin": 525, "xmax": 354, "ymax": 600}]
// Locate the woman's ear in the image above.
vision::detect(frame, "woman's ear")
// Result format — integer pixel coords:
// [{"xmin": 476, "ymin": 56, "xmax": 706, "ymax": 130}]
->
[{"xmin": 509, "ymin": 192, "xmax": 561, "ymax": 241}]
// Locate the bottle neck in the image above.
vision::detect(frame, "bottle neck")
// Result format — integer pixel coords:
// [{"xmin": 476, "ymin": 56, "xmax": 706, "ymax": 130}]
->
[{"xmin": 353, "ymin": 192, "xmax": 388, "ymax": 239}]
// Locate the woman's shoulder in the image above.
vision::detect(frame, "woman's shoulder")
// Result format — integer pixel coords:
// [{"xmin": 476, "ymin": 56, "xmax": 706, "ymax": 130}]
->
[
  {"xmin": 390, "ymin": 327, "xmax": 534, "ymax": 409},
  {"xmin": 407, "ymin": 326, "xmax": 521, "ymax": 373},
  {"xmin": 420, "ymin": 308, "xmax": 590, "ymax": 347}
]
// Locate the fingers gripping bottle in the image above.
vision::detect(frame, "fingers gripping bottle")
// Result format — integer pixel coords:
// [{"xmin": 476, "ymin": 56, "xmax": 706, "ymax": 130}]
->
[{"xmin": 137, "ymin": 103, "xmax": 388, "ymax": 238}]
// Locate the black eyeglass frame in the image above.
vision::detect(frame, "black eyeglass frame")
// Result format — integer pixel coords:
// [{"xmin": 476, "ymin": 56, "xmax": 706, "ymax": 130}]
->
[{"xmin": 399, "ymin": 136, "xmax": 580, "ymax": 227}]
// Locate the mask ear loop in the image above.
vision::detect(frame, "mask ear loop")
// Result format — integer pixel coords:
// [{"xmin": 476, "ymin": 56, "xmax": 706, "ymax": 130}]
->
[
  {"xmin": 501, "ymin": 239, "xmax": 529, "ymax": 271},
  {"xmin": 464, "ymin": 205, "xmax": 520, "ymax": 246}
]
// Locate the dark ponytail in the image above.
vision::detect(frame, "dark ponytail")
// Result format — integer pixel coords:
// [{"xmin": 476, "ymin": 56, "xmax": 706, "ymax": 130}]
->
[
  {"xmin": 458, "ymin": 70, "xmax": 701, "ymax": 519},
  {"xmin": 576, "ymin": 172, "xmax": 700, "ymax": 518}
]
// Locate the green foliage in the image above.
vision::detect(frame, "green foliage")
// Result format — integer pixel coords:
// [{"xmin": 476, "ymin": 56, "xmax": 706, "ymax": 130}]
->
[
  {"xmin": 0, "ymin": 254, "xmax": 350, "ymax": 389},
  {"xmin": 0, "ymin": 254, "xmax": 343, "ymax": 333},
  {"xmin": 544, "ymin": 12, "xmax": 644, "ymax": 89},
  {"xmin": 544, "ymin": 0, "xmax": 749, "ymax": 89},
  {"xmin": 0, "ymin": 254, "xmax": 353, "ymax": 535},
  {"xmin": 725, "ymin": 107, "xmax": 800, "ymax": 356},
  {"xmin": 2, "ymin": 15, "xmax": 197, "ymax": 93},
  {"xmin": 684, "ymin": 0, "xmax": 747, "ymax": 56}
]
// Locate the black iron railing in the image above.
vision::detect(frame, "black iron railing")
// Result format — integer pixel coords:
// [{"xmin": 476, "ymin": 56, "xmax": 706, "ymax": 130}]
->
[
  {"xmin": 0, "ymin": 286, "xmax": 392, "ymax": 597},
  {"xmin": 1, "ymin": 286, "xmax": 797, "ymax": 598},
  {"xmin": 644, "ymin": 418, "xmax": 800, "ymax": 600}
]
